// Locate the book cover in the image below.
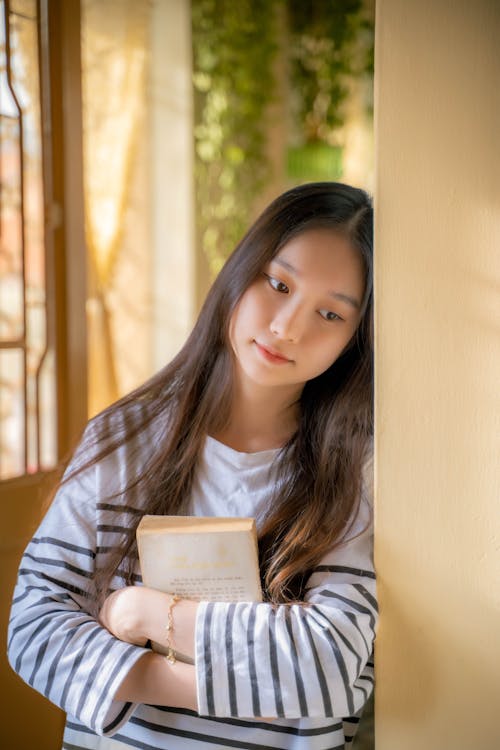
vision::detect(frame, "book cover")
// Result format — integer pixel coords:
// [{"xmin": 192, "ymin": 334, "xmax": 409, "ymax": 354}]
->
[{"xmin": 137, "ymin": 515, "xmax": 262, "ymax": 602}]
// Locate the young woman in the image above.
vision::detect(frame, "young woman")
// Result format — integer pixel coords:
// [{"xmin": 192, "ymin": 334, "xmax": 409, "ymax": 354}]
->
[{"xmin": 8, "ymin": 181, "xmax": 376, "ymax": 750}]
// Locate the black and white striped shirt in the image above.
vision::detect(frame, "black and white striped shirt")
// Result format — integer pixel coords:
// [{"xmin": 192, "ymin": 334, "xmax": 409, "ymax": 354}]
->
[{"xmin": 8, "ymin": 410, "xmax": 376, "ymax": 749}]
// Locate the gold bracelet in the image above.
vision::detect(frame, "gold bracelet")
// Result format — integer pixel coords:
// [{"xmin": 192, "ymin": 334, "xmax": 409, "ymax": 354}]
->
[{"xmin": 164, "ymin": 594, "xmax": 181, "ymax": 664}]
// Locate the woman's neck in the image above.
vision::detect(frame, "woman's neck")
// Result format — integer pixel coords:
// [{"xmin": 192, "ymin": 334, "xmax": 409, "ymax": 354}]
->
[{"xmin": 212, "ymin": 378, "xmax": 301, "ymax": 453}]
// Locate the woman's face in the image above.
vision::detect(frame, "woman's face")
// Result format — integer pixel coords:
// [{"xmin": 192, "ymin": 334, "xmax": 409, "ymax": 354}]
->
[{"xmin": 229, "ymin": 228, "xmax": 365, "ymax": 400}]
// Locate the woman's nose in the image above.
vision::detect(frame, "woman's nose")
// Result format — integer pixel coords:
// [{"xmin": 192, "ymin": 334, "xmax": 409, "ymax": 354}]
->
[{"xmin": 269, "ymin": 302, "xmax": 304, "ymax": 342}]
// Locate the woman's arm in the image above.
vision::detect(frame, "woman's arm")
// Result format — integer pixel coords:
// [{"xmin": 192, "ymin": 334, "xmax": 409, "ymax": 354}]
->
[
  {"xmin": 195, "ymin": 526, "xmax": 376, "ymax": 720},
  {"xmin": 7, "ymin": 415, "xmax": 199, "ymax": 737},
  {"xmin": 113, "ymin": 652, "xmax": 197, "ymax": 709},
  {"xmin": 99, "ymin": 585, "xmax": 199, "ymax": 709},
  {"xmin": 7, "ymin": 464, "xmax": 146, "ymax": 736},
  {"xmin": 194, "ymin": 486, "xmax": 376, "ymax": 721}
]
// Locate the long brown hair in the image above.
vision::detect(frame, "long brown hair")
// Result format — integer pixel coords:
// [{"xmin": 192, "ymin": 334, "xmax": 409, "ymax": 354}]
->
[{"xmin": 67, "ymin": 182, "xmax": 373, "ymax": 608}]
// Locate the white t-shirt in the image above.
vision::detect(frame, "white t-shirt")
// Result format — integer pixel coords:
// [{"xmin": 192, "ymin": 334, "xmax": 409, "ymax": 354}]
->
[{"xmin": 189, "ymin": 434, "xmax": 280, "ymax": 522}]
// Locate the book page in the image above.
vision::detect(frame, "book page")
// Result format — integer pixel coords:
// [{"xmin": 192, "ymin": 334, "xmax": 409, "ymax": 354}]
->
[
  {"xmin": 138, "ymin": 524, "xmax": 262, "ymax": 602},
  {"xmin": 163, "ymin": 573, "xmax": 256, "ymax": 601}
]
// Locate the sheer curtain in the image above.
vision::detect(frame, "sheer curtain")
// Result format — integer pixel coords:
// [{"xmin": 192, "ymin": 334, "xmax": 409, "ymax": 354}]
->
[{"xmin": 81, "ymin": 0, "xmax": 150, "ymax": 416}]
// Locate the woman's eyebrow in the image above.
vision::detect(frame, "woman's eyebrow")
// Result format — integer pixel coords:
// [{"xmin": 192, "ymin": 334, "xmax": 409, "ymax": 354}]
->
[
  {"xmin": 329, "ymin": 290, "xmax": 361, "ymax": 310},
  {"xmin": 273, "ymin": 257, "xmax": 361, "ymax": 310},
  {"xmin": 273, "ymin": 256, "xmax": 298, "ymax": 275}
]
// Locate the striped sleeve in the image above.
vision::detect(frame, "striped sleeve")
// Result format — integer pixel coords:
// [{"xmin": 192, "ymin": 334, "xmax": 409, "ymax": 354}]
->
[
  {"xmin": 7, "ymin": 423, "xmax": 147, "ymax": 737},
  {"xmin": 195, "ymin": 459, "xmax": 377, "ymax": 720}
]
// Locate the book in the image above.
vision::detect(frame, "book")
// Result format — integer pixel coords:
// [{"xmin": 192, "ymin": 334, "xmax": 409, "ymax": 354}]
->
[{"xmin": 136, "ymin": 515, "xmax": 263, "ymax": 661}]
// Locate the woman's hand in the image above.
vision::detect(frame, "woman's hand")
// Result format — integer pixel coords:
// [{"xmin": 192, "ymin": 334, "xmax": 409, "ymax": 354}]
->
[
  {"xmin": 99, "ymin": 586, "xmax": 199, "ymax": 661},
  {"xmin": 99, "ymin": 586, "xmax": 149, "ymax": 646}
]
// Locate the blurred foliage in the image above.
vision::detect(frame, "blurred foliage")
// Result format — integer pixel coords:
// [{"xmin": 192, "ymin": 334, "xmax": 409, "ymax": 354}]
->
[
  {"xmin": 191, "ymin": 0, "xmax": 278, "ymax": 276},
  {"xmin": 288, "ymin": 0, "xmax": 373, "ymax": 144},
  {"xmin": 191, "ymin": 0, "xmax": 374, "ymax": 276}
]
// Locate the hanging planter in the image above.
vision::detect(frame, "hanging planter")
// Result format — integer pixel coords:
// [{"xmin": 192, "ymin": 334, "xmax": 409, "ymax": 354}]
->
[{"xmin": 287, "ymin": 141, "xmax": 343, "ymax": 182}]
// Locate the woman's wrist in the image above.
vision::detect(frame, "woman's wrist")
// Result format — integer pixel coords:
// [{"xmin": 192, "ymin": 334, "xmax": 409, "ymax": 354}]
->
[
  {"xmin": 146, "ymin": 591, "xmax": 199, "ymax": 662},
  {"xmin": 99, "ymin": 586, "xmax": 199, "ymax": 662}
]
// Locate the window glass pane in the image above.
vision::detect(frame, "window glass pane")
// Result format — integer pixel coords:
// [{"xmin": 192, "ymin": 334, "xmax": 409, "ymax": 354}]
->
[
  {"xmin": 0, "ymin": 348, "xmax": 24, "ymax": 477},
  {"xmin": 0, "ymin": 0, "xmax": 56, "ymax": 479}
]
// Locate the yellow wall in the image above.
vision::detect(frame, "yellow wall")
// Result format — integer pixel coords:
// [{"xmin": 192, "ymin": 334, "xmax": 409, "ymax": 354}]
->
[{"xmin": 374, "ymin": 1, "xmax": 500, "ymax": 748}]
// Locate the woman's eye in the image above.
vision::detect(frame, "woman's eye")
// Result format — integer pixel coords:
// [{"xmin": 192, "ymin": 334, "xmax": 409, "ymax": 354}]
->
[
  {"xmin": 264, "ymin": 274, "xmax": 289, "ymax": 293},
  {"xmin": 319, "ymin": 309, "xmax": 343, "ymax": 322}
]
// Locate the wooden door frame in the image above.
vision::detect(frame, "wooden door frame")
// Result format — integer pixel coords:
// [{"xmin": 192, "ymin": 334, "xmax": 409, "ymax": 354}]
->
[{"xmin": 40, "ymin": 0, "xmax": 87, "ymax": 453}]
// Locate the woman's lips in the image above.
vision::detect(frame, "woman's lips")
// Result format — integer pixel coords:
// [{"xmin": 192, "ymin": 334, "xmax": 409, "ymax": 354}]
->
[{"xmin": 254, "ymin": 340, "xmax": 292, "ymax": 364}]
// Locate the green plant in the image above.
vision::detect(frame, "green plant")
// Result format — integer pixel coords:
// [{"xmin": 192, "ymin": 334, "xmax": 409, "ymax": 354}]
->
[
  {"xmin": 192, "ymin": 0, "xmax": 279, "ymax": 275},
  {"xmin": 288, "ymin": 0, "xmax": 373, "ymax": 145}
]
